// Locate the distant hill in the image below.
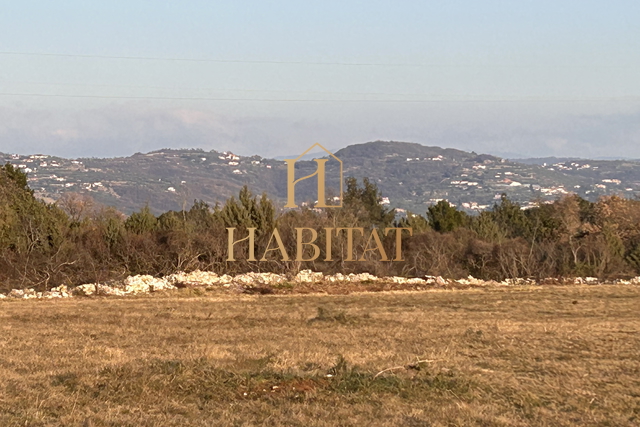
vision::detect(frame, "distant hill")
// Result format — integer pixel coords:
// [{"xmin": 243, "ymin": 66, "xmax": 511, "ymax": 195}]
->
[
  {"xmin": 273, "ymin": 146, "xmax": 343, "ymax": 161},
  {"xmin": 512, "ymin": 156, "xmax": 640, "ymax": 165},
  {"xmin": 2, "ymin": 141, "xmax": 640, "ymax": 214},
  {"xmin": 511, "ymin": 157, "xmax": 582, "ymax": 165}
]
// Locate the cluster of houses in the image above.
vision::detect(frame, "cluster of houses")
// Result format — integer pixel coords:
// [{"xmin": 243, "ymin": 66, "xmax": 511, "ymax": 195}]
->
[
  {"xmin": 3, "ymin": 151, "xmax": 638, "ymax": 215},
  {"xmin": 3, "ymin": 150, "xmax": 281, "ymax": 198},
  {"xmin": 543, "ymin": 162, "xmax": 597, "ymax": 171}
]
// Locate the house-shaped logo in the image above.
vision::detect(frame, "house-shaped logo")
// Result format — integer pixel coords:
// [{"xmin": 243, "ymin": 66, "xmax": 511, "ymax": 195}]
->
[{"xmin": 284, "ymin": 143, "xmax": 343, "ymax": 208}]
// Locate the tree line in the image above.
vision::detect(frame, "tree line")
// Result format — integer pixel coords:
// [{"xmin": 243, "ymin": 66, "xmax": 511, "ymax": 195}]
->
[{"xmin": 2, "ymin": 163, "xmax": 640, "ymax": 292}]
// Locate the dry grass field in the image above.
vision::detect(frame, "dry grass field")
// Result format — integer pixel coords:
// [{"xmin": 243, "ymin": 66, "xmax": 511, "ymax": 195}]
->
[{"xmin": 1, "ymin": 285, "xmax": 639, "ymax": 426}]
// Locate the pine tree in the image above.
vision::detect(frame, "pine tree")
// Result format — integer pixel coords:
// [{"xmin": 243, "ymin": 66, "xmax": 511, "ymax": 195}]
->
[{"xmin": 426, "ymin": 200, "xmax": 468, "ymax": 232}]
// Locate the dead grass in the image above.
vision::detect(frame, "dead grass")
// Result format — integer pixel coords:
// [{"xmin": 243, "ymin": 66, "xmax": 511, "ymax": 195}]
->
[{"xmin": 1, "ymin": 285, "xmax": 639, "ymax": 426}]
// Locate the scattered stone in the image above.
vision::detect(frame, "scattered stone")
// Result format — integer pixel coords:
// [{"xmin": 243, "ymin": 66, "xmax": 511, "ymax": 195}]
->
[
  {"xmin": 347, "ymin": 273, "xmax": 379, "ymax": 283},
  {"xmin": 124, "ymin": 275, "xmax": 175, "ymax": 294},
  {"xmin": 325, "ymin": 273, "xmax": 347, "ymax": 283},
  {"xmin": 390, "ymin": 276, "xmax": 427, "ymax": 285},
  {"xmin": 1, "ymin": 272, "xmax": 639, "ymax": 300},
  {"xmin": 236, "ymin": 272, "xmax": 287, "ymax": 286},
  {"xmin": 501, "ymin": 278, "xmax": 537, "ymax": 286},
  {"xmin": 72, "ymin": 284, "xmax": 100, "ymax": 296},
  {"xmin": 166, "ymin": 271, "xmax": 220, "ymax": 287},
  {"xmin": 435, "ymin": 276, "xmax": 448, "ymax": 286},
  {"xmin": 455, "ymin": 276, "xmax": 487, "ymax": 286},
  {"xmin": 9, "ymin": 288, "xmax": 38, "ymax": 299},
  {"xmin": 295, "ymin": 270, "xmax": 324, "ymax": 283}
]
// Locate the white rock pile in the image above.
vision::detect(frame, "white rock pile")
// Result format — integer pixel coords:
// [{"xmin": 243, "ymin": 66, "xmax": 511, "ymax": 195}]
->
[
  {"xmin": 1, "ymin": 285, "xmax": 71, "ymax": 300},
  {"xmin": 1, "ymin": 270, "xmax": 639, "ymax": 300}
]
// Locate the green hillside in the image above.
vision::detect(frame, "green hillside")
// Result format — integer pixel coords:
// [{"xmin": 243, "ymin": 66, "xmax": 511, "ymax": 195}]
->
[{"xmin": 2, "ymin": 141, "xmax": 640, "ymax": 214}]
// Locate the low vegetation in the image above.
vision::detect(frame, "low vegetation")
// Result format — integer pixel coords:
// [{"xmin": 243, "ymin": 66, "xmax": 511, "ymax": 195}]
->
[
  {"xmin": 1, "ymin": 285, "xmax": 638, "ymax": 426},
  {"xmin": 3, "ymin": 162, "xmax": 640, "ymax": 292}
]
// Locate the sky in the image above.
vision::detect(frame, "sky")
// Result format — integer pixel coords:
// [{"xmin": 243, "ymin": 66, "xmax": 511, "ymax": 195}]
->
[{"xmin": 0, "ymin": 1, "xmax": 639, "ymax": 159}]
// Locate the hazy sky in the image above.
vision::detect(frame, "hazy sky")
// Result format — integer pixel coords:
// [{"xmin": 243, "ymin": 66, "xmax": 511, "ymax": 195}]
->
[{"xmin": 1, "ymin": 1, "xmax": 639, "ymax": 159}]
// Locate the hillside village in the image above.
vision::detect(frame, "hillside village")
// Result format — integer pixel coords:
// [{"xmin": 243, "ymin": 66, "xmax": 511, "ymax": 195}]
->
[{"xmin": 2, "ymin": 141, "xmax": 639, "ymax": 215}]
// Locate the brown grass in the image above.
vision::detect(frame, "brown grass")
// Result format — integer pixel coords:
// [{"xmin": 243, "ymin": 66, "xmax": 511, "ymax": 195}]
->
[{"xmin": 1, "ymin": 285, "xmax": 639, "ymax": 426}]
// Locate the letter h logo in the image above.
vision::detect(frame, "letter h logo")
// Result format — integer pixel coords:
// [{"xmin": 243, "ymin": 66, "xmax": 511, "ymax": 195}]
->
[{"xmin": 284, "ymin": 143, "xmax": 343, "ymax": 208}]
